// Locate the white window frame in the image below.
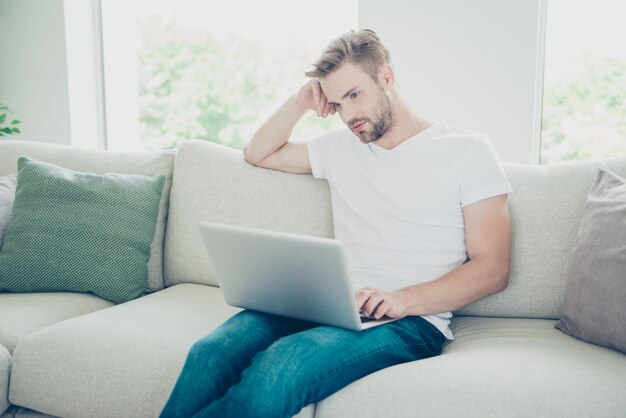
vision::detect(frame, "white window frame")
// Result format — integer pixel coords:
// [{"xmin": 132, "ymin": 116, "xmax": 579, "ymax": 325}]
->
[
  {"xmin": 99, "ymin": 0, "xmax": 142, "ymax": 151},
  {"xmin": 63, "ymin": 0, "xmax": 107, "ymax": 149}
]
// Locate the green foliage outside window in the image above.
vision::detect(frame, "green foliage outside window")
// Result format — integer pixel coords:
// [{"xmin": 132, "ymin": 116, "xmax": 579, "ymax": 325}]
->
[
  {"xmin": 137, "ymin": 18, "xmax": 272, "ymax": 150},
  {"xmin": 541, "ymin": 53, "xmax": 626, "ymax": 163},
  {"xmin": 137, "ymin": 17, "xmax": 340, "ymax": 151}
]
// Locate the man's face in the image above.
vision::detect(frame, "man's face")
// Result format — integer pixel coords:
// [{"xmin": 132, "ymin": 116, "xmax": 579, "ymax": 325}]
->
[{"xmin": 320, "ymin": 62, "xmax": 394, "ymax": 144}]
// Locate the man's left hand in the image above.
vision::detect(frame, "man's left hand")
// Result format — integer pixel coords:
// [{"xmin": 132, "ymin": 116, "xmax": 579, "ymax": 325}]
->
[{"xmin": 355, "ymin": 287, "xmax": 408, "ymax": 320}]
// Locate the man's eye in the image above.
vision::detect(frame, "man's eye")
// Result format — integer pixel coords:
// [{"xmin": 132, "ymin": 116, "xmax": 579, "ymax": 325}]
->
[{"xmin": 350, "ymin": 92, "xmax": 360, "ymax": 99}]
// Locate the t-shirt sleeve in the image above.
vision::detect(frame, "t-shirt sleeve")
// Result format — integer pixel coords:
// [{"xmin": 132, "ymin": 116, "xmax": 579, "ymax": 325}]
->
[
  {"xmin": 459, "ymin": 135, "xmax": 513, "ymax": 207},
  {"xmin": 307, "ymin": 128, "xmax": 344, "ymax": 179}
]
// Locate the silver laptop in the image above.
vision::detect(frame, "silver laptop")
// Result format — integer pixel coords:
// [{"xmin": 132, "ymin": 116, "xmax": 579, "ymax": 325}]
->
[{"xmin": 198, "ymin": 221, "xmax": 397, "ymax": 331}]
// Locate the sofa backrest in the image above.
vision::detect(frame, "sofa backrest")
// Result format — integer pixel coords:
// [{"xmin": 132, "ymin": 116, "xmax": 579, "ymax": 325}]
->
[
  {"xmin": 456, "ymin": 157, "xmax": 626, "ymax": 319},
  {"xmin": 163, "ymin": 140, "xmax": 333, "ymax": 288},
  {"xmin": 166, "ymin": 140, "xmax": 626, "ymax": 320},
  {"xmin": 0, "ymin": 140, "xmax": 176, "ymax": 293}
]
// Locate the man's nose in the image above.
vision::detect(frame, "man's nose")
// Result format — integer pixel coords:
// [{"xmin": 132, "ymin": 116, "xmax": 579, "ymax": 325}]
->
[{"xmin": 342, "ymin": 103, "xmax": 357, "ymax": 123}]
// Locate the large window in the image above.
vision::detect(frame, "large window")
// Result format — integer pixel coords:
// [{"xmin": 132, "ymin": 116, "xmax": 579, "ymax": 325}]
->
[
  {"xmin": 541, "ymin": 0, "xmax": 626, "ymax": 163},
  {"xmin": 103, "ymin": 0, "xmax": 357, "ymax": 152},
  {"xmin": 100, "ymin": 1, "xmax": 625, "ymax": 162}
]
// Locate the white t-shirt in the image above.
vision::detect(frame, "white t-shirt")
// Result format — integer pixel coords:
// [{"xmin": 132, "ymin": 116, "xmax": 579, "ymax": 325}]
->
[{"xmin": 307, "ymin": 121, "xmax": 513, "ymax": 339}]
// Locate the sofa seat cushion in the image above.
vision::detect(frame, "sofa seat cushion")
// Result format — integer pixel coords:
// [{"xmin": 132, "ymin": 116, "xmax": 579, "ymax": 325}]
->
[
  {"xmin": 0, "ymin": 292, "xmax": 113, "ymax": 354},
  {"xmin": 0, "ymin": 345, "xmax": 10, "ymax": 416},
  {"xmin": 315, "ymin": 317, "xmax": 626, "ymax": 418},
  {"xmin": 8, "ymin": 283, "xmax": 315, "ymax": 418},
  {"xmin": 9, "ymin": 284, "xmax": 209, "ymax": 417}
]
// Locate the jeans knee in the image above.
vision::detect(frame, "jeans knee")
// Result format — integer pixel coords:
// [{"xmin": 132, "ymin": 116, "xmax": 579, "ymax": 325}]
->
[
  {"xmin": 186, "ymin": 339, "xmax": 210, "ymax": 364},
  {"xmin": 252, "ymin": 339, "xmax": 313, "ymax": 382}
]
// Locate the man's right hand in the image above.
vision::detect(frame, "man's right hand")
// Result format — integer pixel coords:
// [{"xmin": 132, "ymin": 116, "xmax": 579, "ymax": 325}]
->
[
  {"xmin": 294, "ymin": 79, "xmax": 336, "ymax": 118},
  {"xmin": 244, "ymin": 79, "xmax": 335, "ymax": 174}
]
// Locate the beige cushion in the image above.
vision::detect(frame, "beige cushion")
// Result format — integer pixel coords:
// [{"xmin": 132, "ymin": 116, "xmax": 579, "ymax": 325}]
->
[
  {"xmin": 7, "ymin": 284, "xmax": 314, "ymax": 418},
  {"xmin": 0, "ymin": 174, "xmax": 17, "ymax": 250},
  {"xmin": 166, "ymin": 142, "xmax": 626, "ymax": 318},
  {"xmin": 164, "ymin": 140, "xmax": 333, "ymax": 287},
  {"xmin": 0, "ymin": 345, "xmax": 10, "ymax": 416},
  {"xmin": 10, "ymin": 284, "xmax": 240, "ymax": 418},
  {"xmin": 0, "ymin": 292, "xmax": 113, "ymax": 354},
  {"xmin": 457, "ymin": 158, "xmax": 626, "ymax": 319},
  {"xmin": 555, "ymin": 169, "xmax": 626, "ymax": 353},
  {"xmin": 0, "ymin": 140, "xmax": 175, "ymax": 292},
  {"xmin": 315, "ymin": 317, "xmax": 626, "ymax": 418}
]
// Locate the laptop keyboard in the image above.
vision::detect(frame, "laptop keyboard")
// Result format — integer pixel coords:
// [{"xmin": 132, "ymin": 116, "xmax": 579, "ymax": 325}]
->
[
  {"xmin": 359, "ymin": 309, "xmax": 393, "ymax": 323},
  {"xmin": 360, "ymin": 315, "xmax": 377, "ymax": 323}
]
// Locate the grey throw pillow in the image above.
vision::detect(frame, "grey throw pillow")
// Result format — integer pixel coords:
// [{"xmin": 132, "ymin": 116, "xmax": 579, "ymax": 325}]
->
[
  {"xmin": 555, "ymin": 168, "xmax": 626, "ymax": 353},
  {"xmin": 0, "ymin": 173, "xmax": 17, "ymax": 250}
]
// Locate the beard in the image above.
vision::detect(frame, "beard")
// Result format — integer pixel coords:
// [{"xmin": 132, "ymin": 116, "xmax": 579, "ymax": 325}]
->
[{"xmin": 350, "ymin": 89, "xmax": 395, "ymax": 144}]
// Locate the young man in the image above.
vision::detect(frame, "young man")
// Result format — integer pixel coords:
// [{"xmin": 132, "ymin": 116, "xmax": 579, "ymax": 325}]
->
[{"xmin": 160, "ymin": 29, "xmax": 512, "ymax": 418}]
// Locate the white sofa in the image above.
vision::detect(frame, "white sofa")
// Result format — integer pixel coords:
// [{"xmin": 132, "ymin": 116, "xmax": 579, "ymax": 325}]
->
[{"xmin": 0, "ymin": 139, "xmax": 625, "ymax": 418}]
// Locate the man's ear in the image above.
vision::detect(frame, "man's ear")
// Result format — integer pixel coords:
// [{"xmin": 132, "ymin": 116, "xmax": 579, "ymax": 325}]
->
[{"xmin": 379, "ymin": 63, "xmax": 395, "ymax": 89}]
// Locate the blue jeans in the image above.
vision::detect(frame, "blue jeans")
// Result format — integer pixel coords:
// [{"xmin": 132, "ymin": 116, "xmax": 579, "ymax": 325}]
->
[{"xmin": 160, "ymin": 310, "xmax": 445, "ymax": 418}]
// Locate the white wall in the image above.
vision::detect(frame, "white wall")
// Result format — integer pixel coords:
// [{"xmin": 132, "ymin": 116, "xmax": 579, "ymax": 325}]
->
[
  {"xmin": 0, "ymin": 0, "xmax": 71, "ymax": 145},
  {"xmin": 0, "ymin": 0, "xmax": 103, "ymax": 148},
  {"xmin": 359, "ymin": 0, "xmax": 547, "ymax": 164}
]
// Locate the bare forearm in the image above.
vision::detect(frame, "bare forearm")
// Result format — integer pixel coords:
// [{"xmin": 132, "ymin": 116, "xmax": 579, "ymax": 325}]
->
[
  {"xmin": 357, "ymin": 196, "xmax": 512, "ymax": 321},
  {"xmin": 244, "ymin": 95, "xmax": 308, "ymax": 164},
  {"xmin": 397, "ymin": 256, "xmax": 509, "ymax": 316}
]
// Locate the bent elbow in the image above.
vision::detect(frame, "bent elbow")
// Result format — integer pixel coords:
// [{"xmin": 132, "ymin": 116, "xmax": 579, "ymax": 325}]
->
[
  {"xmin": 243, "ymin": 146, "xmax": 261, "ymax": 166},
  {"xmin": 493, "ymin": 262, "xmax": 510, "ymax": 294}
]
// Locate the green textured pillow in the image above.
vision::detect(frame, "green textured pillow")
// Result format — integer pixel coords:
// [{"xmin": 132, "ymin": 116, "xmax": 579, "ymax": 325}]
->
[{"xmin": 0, "ymin": 157, "xmax": 165, "ymax": 304}]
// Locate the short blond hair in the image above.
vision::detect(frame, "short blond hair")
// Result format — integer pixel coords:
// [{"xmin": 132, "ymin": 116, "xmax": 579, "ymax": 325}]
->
[{"xmin": 304, "ymin": 29, "xmax": 391, "ymax": 81}]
